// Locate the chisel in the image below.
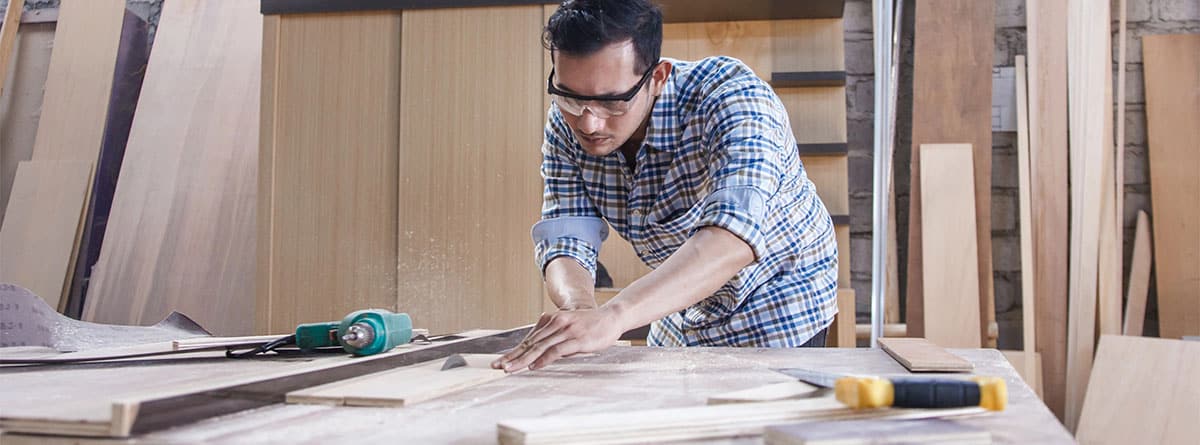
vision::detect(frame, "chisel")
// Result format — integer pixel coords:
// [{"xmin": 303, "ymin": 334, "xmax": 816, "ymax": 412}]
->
[{"xmin": 774, "ymin": 368, "xmax": 1007, "ymax": 411}]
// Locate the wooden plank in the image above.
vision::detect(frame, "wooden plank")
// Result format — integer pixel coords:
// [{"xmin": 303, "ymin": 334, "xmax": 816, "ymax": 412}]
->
[
  {"xmin": 0, "ymin": 160, "xmax": 92, "ymax": 309},
  {"xmin": 286, "ymin": 354, "xmax": 505, "ymax": 407},
  {"xmin": 876, "ymin": 337, "xmax": 973, "ymax": 372},
  {"xmin": 0, "ymin": 22, "xmax": 54, "ymax": 227},
  {"xmin": 707, "ymin": 381, "xmax": 820, "ymax": 405},
  {"xmin": 82, "ymin": 0, "xmax": 261, "ymax": 335},
  {"xmin": 0, "ymin": 0, "xmax": 25, "ymax": 98},
  {"xmin": 1122, "ymin": 210, "xmax": 1151, "ymax": 336},
  {"xmin": 498, "ymin": 399, "xmax": 984, "ymax": 445},
  {"xmin": 1001, "ymin": 350, "xmax": 1043, "ymax": 399},
  {"xmin": 1014, "ymin": 55, "xmax": 1038, "ymax": 388},
  {"xmin": 172, "ymin": 334, "xmax": 287, "ymax": 351},
  {"xmin": 257, "ymin": 11, "xmax": 401, "ymax": 334},
  {"xmin": 765, "ymin": 419, "xmax": 991, "ymax": 445},
  {"xmin": 1097, "ymin": 38, "xmax": 1121, "ymax": 337},
  {"xmin": 802, "ymin": 156, "xmax": 848, "ymax": 216},
  {"xmin": 397, "ymin": 6, "xmax": 544, "ymax": 334},
  {"xmin": 1063, "ymin": 0, "xmax": 1110, "ymax": 429},
  {"xmin": 1025, "ymin": 0, "xmax": 1069, "ymax": 420},
  {"xmin": 1112, "ymin": 0, "xmax": 1129, "ymax": 338},
  {"xmin": 29, "ymin": 0, "xmax": 124, "ymax": 162},
  {"xmin": 828, "ymin": 288, "xmax": 855, "ymax": 347},
  {"xmin": 1076, "ymin": 336, "xmax": 1200, "ymax": 444},
  {"xmin": 836, "ymin": 223, "xmax": 850, "ymax": 288},
  {"xmin": 1142, "ymin": 34, "xmax": 1200, "ymax": 340},
  {"xmin": 907, "ymin": 0, "xmax": 994, "ymax": 347},
  {"xmin": 919, "ymin": 144, "xmax": 982, "ymax": 348}
]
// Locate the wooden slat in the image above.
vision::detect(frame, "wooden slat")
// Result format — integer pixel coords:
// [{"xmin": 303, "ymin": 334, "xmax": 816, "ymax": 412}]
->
[
  {"xmin": 877, "ymin": 337, "xmax": 973, "ymax": 372},
  {"xmin": 802, "ymin": 156, "xmax": 849, "ymax": 216},
  {"xmin": 907, "ymin": 0, "xmax": 994, "ymax": 347},
  {"xmin": 836, "ymin": 223, "xmax": 850, "ymax": 288},
  {"xmin": 286, "ymin": 354, "xmax": 505, "ymax": 407},
  {"xmin": 1014, "ymin": 55, "xmax": 1039, "ymax": 389},
  {"xmin": 1076, "ymin": 336, "xmax": 1200, "ymax": 444},
  {"xmin": 1097, "ymin": 37, "xmax": 1121, "ymax": 337},
  {"xmin": 919, "ymin": 144, "xmax": 981, "ymax": 349},
  {"xmin": 1063, "ymin": 0, "xmax": 1110, "ymax": 429},
  {"xmin": 83, "ymin": 0, "xmax": 261, "ymax": 335},
  {"xmin": 0, "ymin": 22, "xmax": 54, "ymax": 227},
  {"xmin": 1142, "ymin": 34, "xmax": 1200, "ymax": 340},
  {"xmin": 828, "ymin": 288, "xmax": 855, "ymax": 347},
  {"xmin": 1025, "ymin": 0, "xmax": 1070, "ymax": 420},
  {"xmin": 0, "ymin": 160, "xmax": 92, "ymax": 308},
  {"xmin": 1122, "ymin": 211, "xmax": 1151, "ymax": 336},
  {"xmin": 0, "ymin": 0, "xmax": 25, "ymax": 98},
  {"xmin": 397, "ymin": 6, "xmax": 545, "ymax": 334},
  {"xmin": 257, "ymin": 11, "xmax": 401, "ymax": 334}
]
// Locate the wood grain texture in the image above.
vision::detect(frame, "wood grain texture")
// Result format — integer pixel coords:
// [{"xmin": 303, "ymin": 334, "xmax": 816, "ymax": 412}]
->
[
  {"xmin": 1121, "ymin": 211, "xmax": 1151, "ymax": 336},
  {"xmin": 257, "ymin": 11, "xmax": 401, "ymax": 334},
  {"xmin": 397, "ymin": 6, "xmax": 545, "ymax": 334},
  {"xmin": 1096, "ymin": 43, "xmax": 1121, "ymax": 338},
  {"xmin": 286, "ymin": 354, "xmax": 505, "ymax": 407},
  {"xmin": 29, "ymin": 0, "xmax": 124, "ymax": 162},
  {"xmin": 877, "ymin": 337, "xmax": 973, "ymax": 372},
  {"xmin": 1014, "ymin": 55, "xmax": 1038, "ymax": 387},
  {"xmin": 828, "ymin": 288, "xmax": 855, "ymax": 347},
  {"xmin": 83, "ymin": 0, "xmax": 261, "ymax": 335},
  {"xmin": 1064, "ymin": 0, "xmax": 1110, "ymax": 429},
  {"xmin": 0, "ymin": 22, "xmax": 54, "ymax": 227},
  {"xmin": 0, "ymin": 160, "xmax": 92, "ymax": 308},
  {"xmin": 907, "ymin": 0, "xmax": 994, "ymax": 346},
  {"xmin": 1076, "ymin": 336, "xmax": 1200, "ymax": 444},
  {"xmin": 1142, "ymin": 33, "xmax": 1200, "ymax": 340},
  {"xmin": 0, "ymin": 0, "xmax": 25, "ymax": 98},
  {"xmin": 919, "ymin": 144, "xmax": 982, "ymax": 349},
  {"xmin": 1025, "ymin": 0, "xmax": 1070, "ymax": 421}
]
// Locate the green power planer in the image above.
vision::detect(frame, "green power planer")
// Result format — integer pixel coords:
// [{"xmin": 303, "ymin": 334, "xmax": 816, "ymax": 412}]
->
[{"xmin": 294, "ymin": 309, "xmax": 413, "ymax": 356}]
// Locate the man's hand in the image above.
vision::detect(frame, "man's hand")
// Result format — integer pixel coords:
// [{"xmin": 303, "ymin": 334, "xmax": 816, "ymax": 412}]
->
[{"xmin": 491, "ymin": 306, "xmax": 624, "ymax": 372}]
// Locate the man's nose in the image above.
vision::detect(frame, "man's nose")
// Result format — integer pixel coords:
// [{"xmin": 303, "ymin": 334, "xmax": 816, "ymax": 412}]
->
[{"xmin": 578, "ymin": 108, "xmax": 604, "ymax": 133}]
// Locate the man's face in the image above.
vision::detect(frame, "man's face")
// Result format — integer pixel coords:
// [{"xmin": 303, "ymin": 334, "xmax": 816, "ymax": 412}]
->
[{"xmin": 551, "ymin": 41, "xmax": 667, "ymax": 157}]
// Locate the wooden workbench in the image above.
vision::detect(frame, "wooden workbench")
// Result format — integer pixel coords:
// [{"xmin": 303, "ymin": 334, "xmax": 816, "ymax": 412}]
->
[{"xmin": 0, "ymin": 346, "xmax": 1072, "ymax": 443}]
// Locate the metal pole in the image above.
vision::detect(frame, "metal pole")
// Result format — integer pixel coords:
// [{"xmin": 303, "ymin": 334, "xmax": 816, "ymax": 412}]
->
[{"xmin": 870, "ymin": 0, "xmax": 901, "ymax": 347}]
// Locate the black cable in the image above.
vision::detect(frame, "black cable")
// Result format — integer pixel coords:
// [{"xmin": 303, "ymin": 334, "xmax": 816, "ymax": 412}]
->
[{"xmin": 225, "ymin": 334, "xmax": 297, "ymax": 358}]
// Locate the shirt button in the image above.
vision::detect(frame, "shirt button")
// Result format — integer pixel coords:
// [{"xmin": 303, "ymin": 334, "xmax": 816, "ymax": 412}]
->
[{"xmin": 630, "ymin": 209, "xmax": 643, "ymax": 217}]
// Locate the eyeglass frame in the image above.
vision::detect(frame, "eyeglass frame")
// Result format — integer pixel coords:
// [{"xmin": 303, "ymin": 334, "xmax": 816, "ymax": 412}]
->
[{"xmin": 546, "ymin": 61, "xmax": 660, "ymax": 103}]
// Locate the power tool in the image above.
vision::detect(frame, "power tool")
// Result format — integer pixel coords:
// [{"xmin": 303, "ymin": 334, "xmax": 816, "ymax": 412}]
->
[{"xmin": 227, "ymin": 309, "xmax": 414, "ymax": 358}]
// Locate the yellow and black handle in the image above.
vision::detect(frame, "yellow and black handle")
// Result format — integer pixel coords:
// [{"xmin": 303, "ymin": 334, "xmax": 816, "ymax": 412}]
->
[{"xmin": 834, "ymin": 376, "xmax": 1007, "ymax": 411}]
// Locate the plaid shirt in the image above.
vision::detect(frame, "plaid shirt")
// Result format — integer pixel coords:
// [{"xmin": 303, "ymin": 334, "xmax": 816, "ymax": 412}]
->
[{"xmin": 532, "ymin": 56, "xmax": 839, "ymax": 347}]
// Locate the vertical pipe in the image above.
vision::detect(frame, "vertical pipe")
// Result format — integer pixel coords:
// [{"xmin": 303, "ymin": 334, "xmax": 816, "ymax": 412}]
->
[{"xmin": 869, "ymin": 0, "xmax": 893, "ymax": 347}]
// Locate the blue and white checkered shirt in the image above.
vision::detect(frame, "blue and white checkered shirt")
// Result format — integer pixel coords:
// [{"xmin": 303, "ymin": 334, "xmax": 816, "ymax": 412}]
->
[{"xmin": 532, "ymin": 56, "xmax": 839, "ymax": 347}]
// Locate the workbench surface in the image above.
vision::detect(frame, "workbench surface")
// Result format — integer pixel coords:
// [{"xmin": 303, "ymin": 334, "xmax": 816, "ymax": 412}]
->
[{"xmin": 1, "ymin": 346, "xmax": 1073, "ymax": 444}]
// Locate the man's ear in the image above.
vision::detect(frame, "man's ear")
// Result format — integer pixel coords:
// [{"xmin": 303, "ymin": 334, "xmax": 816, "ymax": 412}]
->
[{"xmin": 651, "ymin": 60, "xmax": 672, "ymax": 96}]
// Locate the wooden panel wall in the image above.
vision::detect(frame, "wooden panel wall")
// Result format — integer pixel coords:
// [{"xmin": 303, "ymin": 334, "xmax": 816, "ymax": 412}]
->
[
  {"xmin": 257, "ymin": 12, "xmax": 401, "ymax": 334},
  {"xmin": 396, "ymin": 6, "xmax": 545, "ymax": 334},
  {"xmin": 83, "ymin": 0, "xmax": 261, "ymax": 335}
]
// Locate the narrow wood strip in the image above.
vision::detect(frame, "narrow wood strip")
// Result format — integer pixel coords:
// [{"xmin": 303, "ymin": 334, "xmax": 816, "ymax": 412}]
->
[
  {"xmin": 828, "ymin": 288, "xmax": 856, "ymax": 347},
  {"xmin": 877, "ymin": 337, "xmax": 973, "ymax": 372},
  {"xmin": 769, "ymin": 71, "xmax": 847, "ymax": 87},
  {"xmin": 0, "ymin": 0, "xmax": 26, "ymax": 97},
  {"xmin": 1015, "ymin": 54, "xmax": 1039, "ymax": 389},
  {"xmin": 1121, "ymin": 211, "xmax": 1151, "ymax": 336}
]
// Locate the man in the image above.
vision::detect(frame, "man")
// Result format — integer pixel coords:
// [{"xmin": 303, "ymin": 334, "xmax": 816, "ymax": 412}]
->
[{"xmin": 493, "ymin": 0, "xmax": 838, "ymax": 373}]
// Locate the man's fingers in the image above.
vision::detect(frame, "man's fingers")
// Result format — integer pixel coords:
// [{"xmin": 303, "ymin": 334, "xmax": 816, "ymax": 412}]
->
[
  {"xmin": 530, "ymin": 339, "xmax": 581, "ymax": 370},
  {"xmin": 503, "ymin": 332, "xmax": 569, "ymax": 372},
  {"xmin": 493, "ymin": 313, "xmax": 560, "ymax": 369}
]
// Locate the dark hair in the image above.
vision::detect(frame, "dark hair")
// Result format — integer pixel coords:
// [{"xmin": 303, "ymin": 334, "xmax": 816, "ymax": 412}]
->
[{"xmin": 543, "ymin": 0, "xmax": 663, "ymax": 74}]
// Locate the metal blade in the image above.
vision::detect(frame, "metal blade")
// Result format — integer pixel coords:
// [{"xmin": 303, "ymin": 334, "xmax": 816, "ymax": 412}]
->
[{"xmin": 772, "ymin": 368, "xmax": 844, "ymax": 388}]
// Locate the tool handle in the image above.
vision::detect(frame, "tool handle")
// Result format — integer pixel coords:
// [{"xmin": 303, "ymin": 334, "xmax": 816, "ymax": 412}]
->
[{"xmin": 835, "ymin": 376, "xmax": 1006, "ymax": 411}]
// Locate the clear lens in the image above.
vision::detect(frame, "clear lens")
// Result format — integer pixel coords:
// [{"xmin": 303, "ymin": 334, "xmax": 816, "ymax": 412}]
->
[{"xmin": 553, "ymin": 96, "xmax": 632, "ymax": 118}]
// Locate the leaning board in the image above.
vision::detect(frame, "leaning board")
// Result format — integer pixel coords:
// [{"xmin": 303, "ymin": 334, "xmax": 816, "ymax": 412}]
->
[
  {"xmin": 1076, "ymin": 336, "xmax": 1200, "ymax": 443},
  {"xmin": 918, "ymin": 144, "xmax": 982, "ymax": 348}
]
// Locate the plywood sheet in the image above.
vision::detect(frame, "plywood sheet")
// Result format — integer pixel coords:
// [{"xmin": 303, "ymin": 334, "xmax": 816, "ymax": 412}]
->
[
  {"xmin": 1076, "ymin": 336, "xmax": 1200, "ymax": 444},
  {"xmin": 0, "ymin": 22, "xmax": 55, "ymax": 227},
  {"xmin": 397, "ymin": 6, "xmax": 545, "ymax": 334},
  {"xmin": 257, "ymin": 11, "xmax": 401, "ymax": 334},
  {"xmin": 286, "ymin": 354, "xmax": 505, "ymax": 407},
  {"xmin": 919, "ymin": 144, "xmax": 981, "ymax": 349},
  {"xmin": 83, "ymin": 0, "xmax": 260, "ymax": 335},
  {"xmin": 0, "ymin": 160, "xmax": 92, "ymax": 308},
  {"xmin": 1025, "ymin": 0, "xmax": 1070, "ymax": 421},
  {"xmin": 1122, "ymin": 211, "xmax": 1151, "ymax": 336},
  {"xmin": 828, "ymin": 287, "xmax": 855, "ymax": 347},
  {"xmin": 877, "ymin": 337, "xmax": 973, "ymax": 372},
  {"xmin": 907, "ymin": 0, "xmax": 994, "ymax": 346},
  {"xmin": 1142, "ymin": 34, "xmax": 1200, "ymax": 340}
]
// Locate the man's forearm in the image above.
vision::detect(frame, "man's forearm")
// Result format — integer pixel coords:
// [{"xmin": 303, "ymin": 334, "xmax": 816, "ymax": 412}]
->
[
  {"xmin": 604, "ymin": 226, "xmax": 754, "ymax": 333},
  {"xmin": 544, "ymin": 256, "xmax": 598, "ymax": 310}
]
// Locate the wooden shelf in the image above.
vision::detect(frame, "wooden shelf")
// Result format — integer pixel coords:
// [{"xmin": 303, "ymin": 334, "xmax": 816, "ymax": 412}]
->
[
  {"xmin": 798, "ymin": 142, "xmax": 848, "ymax": 156},
  {"xmin": 831, "ymin": 214, "xmax": 850, "ymax": 226},
  {"xmin": 770, "ymin": 71, "xmax": 847, "ymax": 88},
  {"xmin": 261, "ymin": 0, "xmax": 847, "ymax": 21}
]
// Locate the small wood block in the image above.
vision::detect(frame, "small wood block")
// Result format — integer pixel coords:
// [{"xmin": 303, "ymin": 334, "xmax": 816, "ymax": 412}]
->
[
  {"xmin": 877, "ymin": 337, "xmax": 973, "ymax": 372},
  {"xmin": 770, "ymin": 71, "xmax": 847, "ymax": 88}
]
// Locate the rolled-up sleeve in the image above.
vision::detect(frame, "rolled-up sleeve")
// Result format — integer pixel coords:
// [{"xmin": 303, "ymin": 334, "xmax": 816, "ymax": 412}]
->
[
  {"xmin": 532, "ymin": 113, "xmax": 609, "ymax": 277},
  {"xmin": 692, "ymin": 82, "xmax": 788, "ymax": 261}
]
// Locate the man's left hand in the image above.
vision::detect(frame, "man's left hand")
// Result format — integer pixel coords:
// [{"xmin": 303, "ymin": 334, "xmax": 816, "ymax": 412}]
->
[{"xmin": 491, "ymin": 306, "xmax": 624, "ymax": 372}]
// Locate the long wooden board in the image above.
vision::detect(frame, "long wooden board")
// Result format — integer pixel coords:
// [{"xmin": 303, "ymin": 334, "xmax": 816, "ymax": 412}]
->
[
  {"xmin": 828, "ymin": 288, "xmax": 855, "ymax": 347},
  {"xmin": 0, "ymin": 0, "xmax": 25, "ymax": 98},
  {"xmin": 1063, "ymin": 0, "xmax": 1110, "ymax": 429},
  {"xmin": 0, "ymin": 160, "xmax": 92, "ymax": 309},
  {"xmin": 1014, "ymin": 55, "xmax": 1038, "ymax": 387},
  {"xmin": 877, "ymin": 337, "xmax": 973, "ymax": 372},
  {"xmin": 257, "ymin": 11, "xmax": 401, "ymax": 334},
  {"xmin": 83, "ymin": 0, "xmax": 261, "ymax": 335},
  {"xmin": 919, "ymin": 144, "xmax": 982, "ymax": 348},
  {"xmin": 286, "ymin": 354, "xmax": 505, "ymax": 407},
  {"xmin": 396, "ymin": 6, "xmax": 544, "ymax": 334},
  {"xmin": 0, "ymin": 21, "xmax": 55, "ymax": 227},
  {"xmin": 907, "ymin": 0, "xmax": 994, "ymax": 347},
  {"xmin": 1025, "ymin": 0, "xmax": 1070, "ymax": 420},
  {"xmin": 1076, "ymin": 336, "xmax": 1200, "ymax": 443},
  {"xmin": 1122, "ymin": 211, "xmax": 1151, "ymax": 336},
  {"xmin": 1142, "ymin": 34, "xmax": 1200, "ymax": 340}
]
